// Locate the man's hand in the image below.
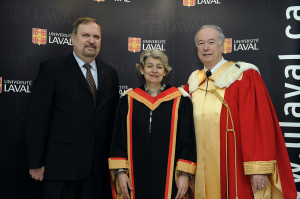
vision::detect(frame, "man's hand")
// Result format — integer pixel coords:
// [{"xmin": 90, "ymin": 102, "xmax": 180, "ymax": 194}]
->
[
  {"xmin": 117, "ymin": 172, "xmax": 132, "ymax": 199},
  {"xmin": 29, "ymin": 166, "xmax": 45, "ymax": 181},
  {"xmin": 175, "ymin": 172, "xmax": 189, "ymax": 199},
  {"xmin": 251, "ymin": 174, "xmax": 268, "ymax": 194}
]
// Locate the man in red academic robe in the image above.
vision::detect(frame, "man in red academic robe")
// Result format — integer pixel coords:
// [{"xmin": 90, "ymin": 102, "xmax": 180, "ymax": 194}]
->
[{"xmin": 185, "ymin": 25, "xmax": 297, "ymax": 199}]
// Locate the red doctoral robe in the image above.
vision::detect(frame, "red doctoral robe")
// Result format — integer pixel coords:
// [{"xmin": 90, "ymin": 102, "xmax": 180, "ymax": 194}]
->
[{"xmin": 186, "ymin": 61, "xmax": 296, "ymax": 199}]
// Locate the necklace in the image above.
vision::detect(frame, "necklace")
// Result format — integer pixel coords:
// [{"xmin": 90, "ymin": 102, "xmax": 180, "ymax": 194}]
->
[{"xmin": 144, "ymin": 84, "xmax": 166, "ymax": 96}]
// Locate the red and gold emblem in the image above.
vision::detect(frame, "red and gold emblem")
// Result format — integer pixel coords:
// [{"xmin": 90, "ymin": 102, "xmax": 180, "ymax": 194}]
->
[
  {"xmin": 223, "ymin": 38, "xmax": 232, "ymax": 54},
  {"xmin": 183, "ymin": 0, "xmax": 196, "ymax": 7},
  {"xmin": 32, "ymin": 28, "xmax": 47, "ymax": 45},
  {"xmin": 128, "ymin": 37, "xmax": 141, "ymax": 53}
]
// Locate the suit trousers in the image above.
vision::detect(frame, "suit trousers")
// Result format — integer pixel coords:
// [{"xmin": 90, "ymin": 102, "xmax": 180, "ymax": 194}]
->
[{"xmin": 43, "ymin": 173, "xmax": 112, "ymax": 199}]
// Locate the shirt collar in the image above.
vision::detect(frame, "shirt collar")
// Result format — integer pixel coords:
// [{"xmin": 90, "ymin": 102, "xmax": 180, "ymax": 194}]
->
[
  {"xmin": 73, "ymin": 51, "xmax": 97, "ymax": 70},
  {"xmin": 204, "ymin": 57, "xmax": 227, "ymax": 74}
]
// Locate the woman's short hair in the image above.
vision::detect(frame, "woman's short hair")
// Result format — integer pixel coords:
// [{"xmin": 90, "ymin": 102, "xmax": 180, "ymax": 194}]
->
[{"xmin": 136, "ymin": 49, "xmax": 172, "ymax": 75}]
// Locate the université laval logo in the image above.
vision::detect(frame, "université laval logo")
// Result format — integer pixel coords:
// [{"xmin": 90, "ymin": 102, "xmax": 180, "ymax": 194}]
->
[
  {"xmin": 223, "ymin": 38, "xmax": 232, "ymax": 54},
  {"xmin": 128, "ymin": 37, "xmax": 141, "ymax": 53},
  {"xmin": 32, "ymin": 28, "xmax": 47, "ymax": 45},
  {"xmin": 183, "ymin": 0, "xmax": 195, "ymax": 7}
]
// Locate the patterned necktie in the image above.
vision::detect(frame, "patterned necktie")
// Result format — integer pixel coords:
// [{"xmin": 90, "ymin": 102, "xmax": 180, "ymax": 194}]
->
[{"xmin": 83, "ymin": 64, "xmax": 97, "ymax": 105}]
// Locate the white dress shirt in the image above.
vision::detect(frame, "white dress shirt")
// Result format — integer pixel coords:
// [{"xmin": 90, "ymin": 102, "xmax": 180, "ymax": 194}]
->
[
  {"xmin": 73, "ymin": 51, "xmax": 98, "ymax": 89},
  {"xmin": 204, "ymin": 57, "xmax": 228, "ymax": 75}
]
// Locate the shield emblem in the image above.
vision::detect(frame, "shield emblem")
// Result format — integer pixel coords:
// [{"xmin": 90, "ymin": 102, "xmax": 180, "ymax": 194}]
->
[
  {"xmin": 128, "ymin": 37, "xmax": 141, "ymax": 53},
  {"xmin": 183, "ymin": 0, "xmax": 196, "ymax": 7},
  {"xmin": 32, "ymin": 28, "xmax": 47, "ymax": 45},
  {"xmin": 223, "ymin": 38, "xmax": 232, "ymax": 54}
]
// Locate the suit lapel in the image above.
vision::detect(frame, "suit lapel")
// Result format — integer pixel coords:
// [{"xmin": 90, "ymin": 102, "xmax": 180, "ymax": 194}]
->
[
  {"xmin": 96, "ymin": 59, "xmax": 105, "ymax": 94},
  {"xmin": 66, "ymin": 53, "xmax": 91, "ymax": 93}
]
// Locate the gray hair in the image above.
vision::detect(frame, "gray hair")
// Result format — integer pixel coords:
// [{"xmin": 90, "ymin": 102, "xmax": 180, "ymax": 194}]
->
[
  {"xmin": 136, "ymin": 49, "xmax": 172, "ymax": 74},
  {"xmin": 194, "ymin": 25, "xmax": 225, "ymax": 47}
]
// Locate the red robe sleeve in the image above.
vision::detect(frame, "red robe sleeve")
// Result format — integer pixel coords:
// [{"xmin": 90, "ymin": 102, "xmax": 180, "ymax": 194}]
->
[{"xmin": 238, "ymin": 69, "xmax": 296, "ymax": 198}]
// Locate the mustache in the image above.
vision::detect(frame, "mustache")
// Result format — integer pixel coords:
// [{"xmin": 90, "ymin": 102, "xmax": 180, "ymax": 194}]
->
[{"xmin": 85, "ymin": 44, "xmax": 96, "ymax": 48}]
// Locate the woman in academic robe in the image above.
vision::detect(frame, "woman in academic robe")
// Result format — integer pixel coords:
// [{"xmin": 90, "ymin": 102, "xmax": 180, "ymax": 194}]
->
[{"xmin": 108, "ymin": 49, "xmax": 196, "ymax": 199}]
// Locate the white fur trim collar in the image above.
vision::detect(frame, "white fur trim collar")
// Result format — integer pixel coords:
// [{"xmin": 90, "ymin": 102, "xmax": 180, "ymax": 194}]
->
[
  {"xmin": 178, "ymin": 87, "xmax": 191, "ymax": 99},
  {"xmin": 187, "ymin": 70, "xmax": 200, "ymax": 94},
  {"xmin": 187, "ymin": 62, "xmax": 260, "ymax": 93},
  {"xmin": 215, "ymin": 61, "xmax": 260, "ymax": 88}
]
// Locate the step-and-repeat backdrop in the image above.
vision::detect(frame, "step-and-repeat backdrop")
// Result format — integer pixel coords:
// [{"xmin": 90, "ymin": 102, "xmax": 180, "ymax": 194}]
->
[{"xmin": 0, "ymin": 0, "xmax": 299, "ymax": 198}]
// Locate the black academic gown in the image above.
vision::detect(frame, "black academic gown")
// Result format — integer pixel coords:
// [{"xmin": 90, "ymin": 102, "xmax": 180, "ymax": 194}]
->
[{"xmin": 109, "ymin": 85, "xmax": 196, "ymax": 199}]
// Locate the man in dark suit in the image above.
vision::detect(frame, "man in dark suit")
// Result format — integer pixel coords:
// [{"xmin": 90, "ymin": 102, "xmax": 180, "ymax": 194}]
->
[{"xmin": 27, "ymin": 17, "xmax": 119, "ymax": 199}]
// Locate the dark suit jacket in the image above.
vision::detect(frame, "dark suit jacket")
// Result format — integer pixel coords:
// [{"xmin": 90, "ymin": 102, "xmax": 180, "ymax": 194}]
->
[{"xmin": 27, "ymin": 53, "xmax": 119, "ymax": 183}]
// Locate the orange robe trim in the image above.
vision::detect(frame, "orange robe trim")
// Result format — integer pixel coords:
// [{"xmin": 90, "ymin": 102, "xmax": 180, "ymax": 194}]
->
[
  {"xmin": 164, "ymin": 96, "xmax": 180, "ymax": 199},
  {"xmin": 127, "ymin": 96, "xmax": 135, "ymax": 199},
  {"xmin": 108, "ymin": 157, "xmax": 129, "ymax": 199},
  {"xmin": 176, "ymin": 159, "xmax": 197, "ymax": 175},
  {"xmin": 127, "ymin": 87, "xmax": 182, "ymax": 111}
]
